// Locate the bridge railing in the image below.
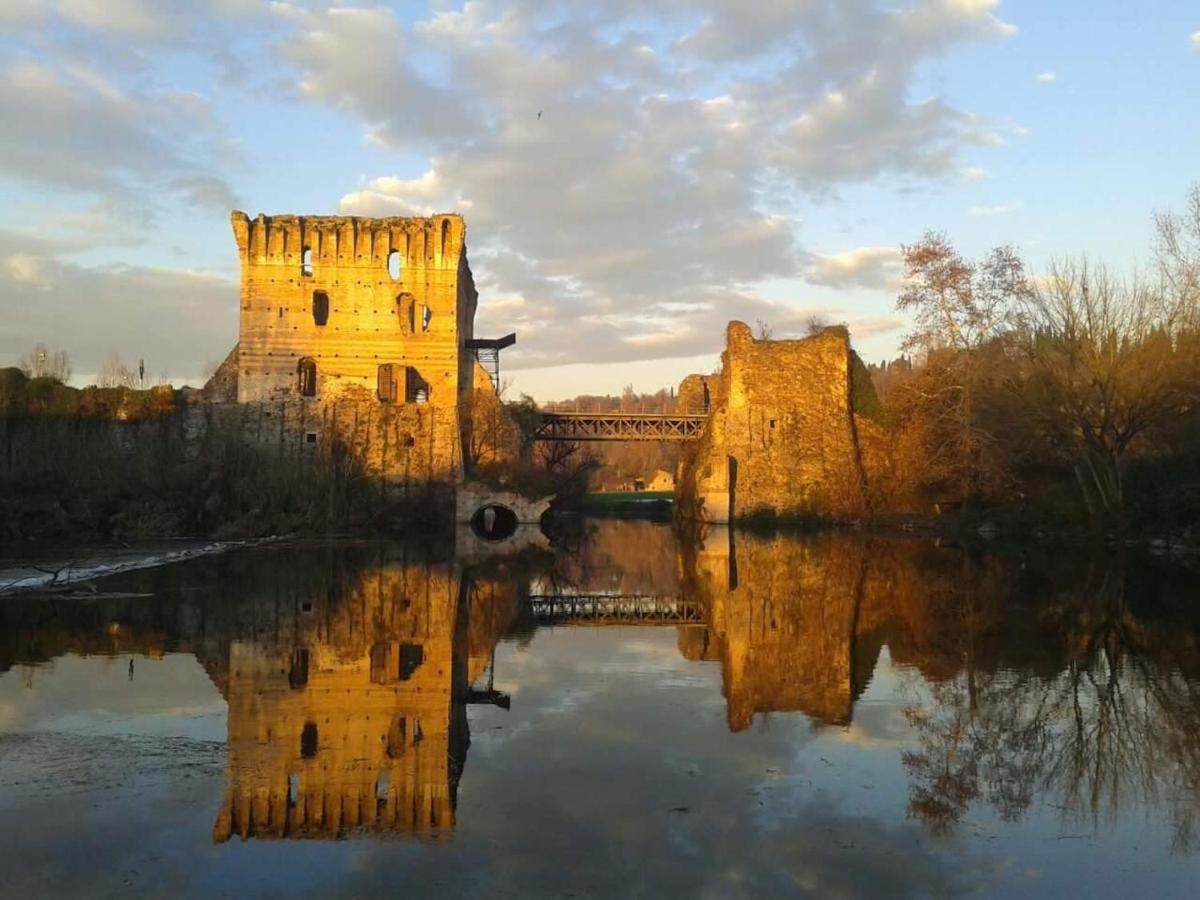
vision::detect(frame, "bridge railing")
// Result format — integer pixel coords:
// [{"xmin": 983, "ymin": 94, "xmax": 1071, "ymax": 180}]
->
[
  {"xmin": 526, "ymin": 593, "xmax": 704, "ymax": 625},
  {"xmin": 533, "ymin": 412, "xmax": 709, "ymax": 442}
]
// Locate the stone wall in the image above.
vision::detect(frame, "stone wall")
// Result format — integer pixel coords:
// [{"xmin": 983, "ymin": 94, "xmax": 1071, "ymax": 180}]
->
[
  {"xmin": 467, "ymin": 360, "xmax": 523, "ymax": 468},
  {"xmin": 676, "ymin": 321, "xmax": 868, "ymax": 523},
  {"xmin": 204, "ymin": 389, "xmax": 464, "ymax": 494}
]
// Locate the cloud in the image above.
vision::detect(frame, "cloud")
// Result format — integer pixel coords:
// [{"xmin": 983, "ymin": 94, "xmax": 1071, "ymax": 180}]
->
[
  {"xmin": 807, "ymin": 247, "xmax": 905, "ymax": 291},
  {"xmin": 968, "ymin": 201, "xmax": 1022, "ymax": 217},
  {"xmin": 961, "ymin": 166, "xmax": 991, "ymax": 181},
  {"xmin": 0, "ymin": 252, "xmax": 237, "ymax": 383},
  {"xmin": 0, "ymin": 61, "xmax": 238, "ymax": 216},
  {"xmin": 1191, "ymin": 31, "xmax": 1200, "ymax": 50},
  {"xmin": 284, "ymin": 0, "xmax": 1020, "ymax": 369},
  {"xmin": 1036, "ymin": 71, "xmax": 1056, "ymax": 82}
]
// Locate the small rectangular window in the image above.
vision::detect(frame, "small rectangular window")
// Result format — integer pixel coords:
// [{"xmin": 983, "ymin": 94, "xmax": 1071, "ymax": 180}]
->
[
  {"xmin": 312, "ymin": 291, "xmax": 329, "ymax": 327},
  {"xmin": 398, "ymin": 644, "xmax": 424, "ymax": 681}
]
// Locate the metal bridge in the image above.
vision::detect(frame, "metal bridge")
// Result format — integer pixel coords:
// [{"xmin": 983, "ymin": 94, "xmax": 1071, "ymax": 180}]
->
[
  {"xmin": 526, "ymin": 593, "xmax": 704, "ymax": 626},
  {"xmin": 533, "ymin": 412, "xmax": 708, "ymax": 442}
]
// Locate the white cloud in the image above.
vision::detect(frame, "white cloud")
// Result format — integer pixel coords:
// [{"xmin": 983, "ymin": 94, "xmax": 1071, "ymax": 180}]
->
[
  {"xmin": 286, "ymin": 0, "xmax": 1018, "ymax": 368},
  {"xmin": 1191, "ymin": 31, "xmax": 1200, "ymax": 50},
  {"xmin": 0, "ymin": 61, "xmax": 237, "ymax": 212},
  {"xmin": 1, "ymin": 253, "xmax": 51, "ymax": 289},
  {"xmin": 0, "ymin": 0, "xmax": 1022, "ymax": 379},
  {"xmin": 0, "ymin": 254, "xmax": 236, "ymax": 383},
  {"xmin": 968, "ymin": 201, "xmax": 1022, "ymax": 217},
  {"xmin": 1036, "ymin": 71, "xmax": 1056, "ymax": 83},
  {"xmin": 807, "ymin": 247, "xmax": 904, "ymax": 291},
  {"xmin": 961, "ymin": 166, "xmax": 991, "ymax": 181}
]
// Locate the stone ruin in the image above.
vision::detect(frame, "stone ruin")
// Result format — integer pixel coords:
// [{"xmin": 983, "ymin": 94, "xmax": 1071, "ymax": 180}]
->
[{"xmin": 675, "ymin": 321, "xmax": 879, "ymax": 523}]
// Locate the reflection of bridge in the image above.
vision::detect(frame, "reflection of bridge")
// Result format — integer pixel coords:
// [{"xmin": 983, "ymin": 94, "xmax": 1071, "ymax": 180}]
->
[
  {"xmin": 533, "ymin": 413, "xmax": 708, "ymax": 442},
  {"xmin": 527, "ymin": 594, "xmax": 703, "ymax": 625}
]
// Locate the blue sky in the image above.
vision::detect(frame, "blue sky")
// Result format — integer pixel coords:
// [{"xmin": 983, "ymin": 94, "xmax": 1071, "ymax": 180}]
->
[{"xmin": 1, "ymin": 1, "xmax": 1197, "ymax": 398}]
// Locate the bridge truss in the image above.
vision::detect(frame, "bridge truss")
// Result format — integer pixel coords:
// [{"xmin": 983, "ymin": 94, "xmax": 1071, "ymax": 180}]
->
[
  {"xmin": 533, "ymin": 412, "xmax": 708, "ymax": 442},
  {"xmin": 526, "ymin": 593, "xmax": 704, "ymax": 626}
]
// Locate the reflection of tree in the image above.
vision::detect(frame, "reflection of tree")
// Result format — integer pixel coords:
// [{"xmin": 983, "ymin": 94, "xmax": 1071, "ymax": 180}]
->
[{"xmin": 901, "ymin": 557, "xmax": 1200, "ymax": 852}]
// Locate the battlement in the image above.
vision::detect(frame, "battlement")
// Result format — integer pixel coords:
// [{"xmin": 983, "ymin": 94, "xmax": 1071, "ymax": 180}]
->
[{"xmin": 230, "ymin": 210, "xmax": 466, "ymax": 271}]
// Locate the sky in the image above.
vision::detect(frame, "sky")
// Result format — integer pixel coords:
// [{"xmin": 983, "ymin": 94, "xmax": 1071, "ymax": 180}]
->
[{"xmin": 1, "ymin": 0, "xmax": 1198, "ymax": 400}]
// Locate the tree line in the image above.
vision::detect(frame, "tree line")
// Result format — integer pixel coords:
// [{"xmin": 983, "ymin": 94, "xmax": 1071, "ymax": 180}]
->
[{"xmin": 870, "ymin": 184, "xmax": 1200, "ymax": 527}]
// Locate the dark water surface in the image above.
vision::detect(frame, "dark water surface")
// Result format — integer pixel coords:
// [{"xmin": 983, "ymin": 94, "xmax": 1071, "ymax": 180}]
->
[{"xmin": 2, "ymin": 522, "xmax": 1199, "ymax": 898}]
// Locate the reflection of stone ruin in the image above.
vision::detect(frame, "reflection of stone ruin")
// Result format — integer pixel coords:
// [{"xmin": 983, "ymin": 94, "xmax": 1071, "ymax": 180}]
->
[
  {"xmin": 211, "ymin": 559, "xmax": 469, "ymax": 842},
  {"xmin": 680, "ymin": 529, "xmax": 876, "ymax": 728}
]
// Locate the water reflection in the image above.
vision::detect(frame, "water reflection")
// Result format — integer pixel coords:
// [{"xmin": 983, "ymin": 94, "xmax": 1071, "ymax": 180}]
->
[{"xmin": 1, "ymin": 525, "xmax": 1199, "ymax": 868}]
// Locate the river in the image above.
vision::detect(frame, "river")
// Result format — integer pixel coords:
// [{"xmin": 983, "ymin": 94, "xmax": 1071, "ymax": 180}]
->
[{"xmin": 1, "ymin": 521, "xmax": 1198, "ymax": 897}]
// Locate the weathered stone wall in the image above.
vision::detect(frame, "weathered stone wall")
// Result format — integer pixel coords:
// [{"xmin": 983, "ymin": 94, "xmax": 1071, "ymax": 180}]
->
[
  {"xmin": 204, "ymin": 389, "xmax": 463, "ymax": 494},
  {"xmin": 676, "ymin": 321, "xmax": 867, "ymax": 523},
  {"xmin": 467, "ymin": 360, "xmax": 522, "ymax": 468},
  {"xmin": 677, "ymin": 373, "xmax": 719, "ymax": 414},
  {"xmin": 231, "ymin": 211, "xmax": 476, "ymax": 416}
]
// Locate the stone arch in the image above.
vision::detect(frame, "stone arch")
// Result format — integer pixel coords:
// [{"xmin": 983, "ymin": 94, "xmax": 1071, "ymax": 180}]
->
[{"xmin": 470, "ymin": 503, "xmax": 518, "ymax": 541}]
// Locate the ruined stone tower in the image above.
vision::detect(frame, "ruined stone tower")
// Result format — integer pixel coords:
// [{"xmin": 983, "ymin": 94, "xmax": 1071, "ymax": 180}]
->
[
  {"xmin": 214, "ymin": 211, "xmax": 521, "ymax": 494},
  {"xmin": 675, "ymin": 321, "xmax": 869, "ymax": 522},
  {"xmin": 230, "ymin": 211, "xmax": 476, "ymax": 408}
]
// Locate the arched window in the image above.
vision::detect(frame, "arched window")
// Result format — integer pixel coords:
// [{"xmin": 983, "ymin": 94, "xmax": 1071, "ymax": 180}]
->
[
  {"xmin": 440, "ymin": 218, "xmax": 450, "ymax": 260},
  {"xmin": 312, "ymin": 290, "xmax": 329, "ymax": 326},
  {"xmin": 300, "ymin": 722, "xmax": 318, "ymax": 759},
  {"xmin": 297, "ymin": 357, "xmax": 317, "ymax": 397},
  {"xmin": 301, "ymin": 247, "xmax": 313, "ymax": 277},
  {"xmin": 421, "ymin": 304, "xmax": 431, "ymax": 332},
  {"xmin": 387, "ymin": 249, "xmax": 401, "ymax": 281},
  {"xmin": 288, "ymin": 648, "xmax": 309, "ymax": 688}
]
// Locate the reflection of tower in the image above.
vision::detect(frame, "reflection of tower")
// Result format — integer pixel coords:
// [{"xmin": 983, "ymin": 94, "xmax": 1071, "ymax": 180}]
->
[
  {"xmin": 212, "ymin": 558, "xmax": 471, "ymax": 842},
  {"xmin": 683, "ymin": 529, "xmax": 872, "ymax": 730}
]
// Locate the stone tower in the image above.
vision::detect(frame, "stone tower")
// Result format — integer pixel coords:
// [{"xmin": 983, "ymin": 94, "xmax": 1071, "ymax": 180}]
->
[{"xmin": 230, "ymin": 211, "xmax": 477, "ymax": 410}]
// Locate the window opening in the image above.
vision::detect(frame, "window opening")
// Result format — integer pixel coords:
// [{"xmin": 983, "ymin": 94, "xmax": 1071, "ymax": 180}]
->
[
  {"xmin": 386, "ymin": 715, "xmax": 407, "ymax": 758},
  {"xmin": 370, "ymin": 642, "xmax": 390, "ymax": 683},
  {"xmin": 398, "ymin": 644, "xmax": 424, "ymax": 681},
  {"xmin": 301, "ymin": 247, "xmax": 313, "ymax": 277},
  {"xmin": 300, "ymin": 722, "xmax": 318, "ymax": 759},
  {"xmin": 312, "ymin": 291, "xmax": 329, "ymax": 326},
  {"xmin": 297, "ymin": 358, "xmax": 317, "ymax": 397},
  {"xmin": 289, "ymin": 647, "xmax": 310, "ymax": 688},
  {"xmin": 377, "ymin": 364, "xmax": 398, "ymax": 403}
]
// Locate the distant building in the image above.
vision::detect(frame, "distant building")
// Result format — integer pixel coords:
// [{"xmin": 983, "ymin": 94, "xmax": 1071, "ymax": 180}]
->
[{"xmin": 647, "ymin": 469, "xmax": 674, "ymax": 491}]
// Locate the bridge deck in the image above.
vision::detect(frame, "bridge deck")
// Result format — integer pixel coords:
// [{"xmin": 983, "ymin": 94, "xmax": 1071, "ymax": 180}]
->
[
  {"xmin": 527, "ymin": 594, "xmax": 703, "ymax": 625},
  {"xmin": 534, "ymin": 412, "xmax": 708, "ymax": 442}
]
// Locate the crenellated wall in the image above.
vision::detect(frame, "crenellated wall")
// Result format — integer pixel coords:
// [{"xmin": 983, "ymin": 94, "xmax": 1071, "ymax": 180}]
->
[{"xmin": 230, "ymin": 211, "xmax": 476, "ymax": 423}]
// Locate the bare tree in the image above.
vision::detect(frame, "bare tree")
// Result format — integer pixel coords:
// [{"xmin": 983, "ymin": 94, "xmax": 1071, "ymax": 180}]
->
[
  {"xmin": 1153, "ymin": 182, "xmax": 1200, "ymax": 331},
  {"xmin": 1017, "ymin": 260, "xmax": 1185, "ymax": 513},
  {"xmin": 896, "ymin": 232, "xmax": 1030, "ymax": 497},
  {"xmin": 17, "ymin": 343, "xmax": 71, "ymax": 383},
  {"xmin": 98, "ymin": 352, "xmax": 136, "ymax": 388}
]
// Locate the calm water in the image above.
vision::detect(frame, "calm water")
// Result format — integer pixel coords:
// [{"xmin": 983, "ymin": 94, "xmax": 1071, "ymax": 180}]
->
[{"xmin": 1, "ymin": 522, "xmax": 1199, "ymax": 898}]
